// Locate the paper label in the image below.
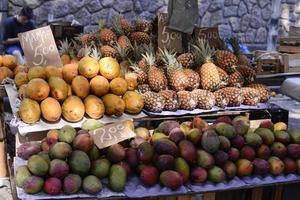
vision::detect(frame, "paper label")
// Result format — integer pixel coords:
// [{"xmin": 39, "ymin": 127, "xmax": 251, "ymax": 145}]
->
[{"xmin": 89, "ymin": 121, "xmax": 136, "ymax": 149}]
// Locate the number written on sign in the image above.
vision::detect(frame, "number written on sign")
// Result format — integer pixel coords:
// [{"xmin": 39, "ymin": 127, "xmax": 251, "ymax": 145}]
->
[
  {"xmin": 161, "ymin": 26, "xmax": 181, "ymax": 47},
  {"xmin": 33, "ymin": 43, "xmax": 56, "ymax": 66}
]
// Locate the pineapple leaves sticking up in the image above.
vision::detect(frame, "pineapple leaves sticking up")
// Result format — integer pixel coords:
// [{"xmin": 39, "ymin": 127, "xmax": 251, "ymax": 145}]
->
[
  {"xmin": 112, "ymin": 15, "xmax": 125, "ymax": 36},
  {"xmin": 98, "ymin": 19, "xmax": 106, "ymax": 30},
  {"xmin": 90, "ymin": 45, "xmax": 102, "ymax": 61},
  {"xmin": 59, "ymin": 39, "xmax": 72, "ymax": 55},
  {"xmin": 192, "ymin": 38, "xmax": 216, "ymax": 65},
  {"xmin": 228, "ymin": 37, "xmax": 241, "ymax": 55}
]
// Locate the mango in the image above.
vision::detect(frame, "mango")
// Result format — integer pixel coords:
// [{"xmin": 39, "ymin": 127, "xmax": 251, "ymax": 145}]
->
[
  {"xmin": 155, "ymin": 154, "xmax": 175, "ymax": 172},
  {"xmin": 231, "ymin": 135, "xmax": 245, "ymax": 149},
  {"xmin": 197, "ymin": 150, "xmax": 215, "ymax": 169},
  {"xmin": 135, "ymin": 127, "xmax": 151, "ymax": 141},
  {"xmin": 17, "ymin": 142, "xmax": 41, "ymax": 160},
  {"xmin": 180, "ymin": 121, "xmax": 192, "ymax": 136},
  {"xmin": 228, "ymin": 147, "xmax": 240, "ymax": 162},
  {"xmin": 125, "ymin": 148, "xmax": 138, "ymax": 167},
  {"xmin": 215, "ymin": 122, "xmax": 236, "ymax": 139},
  {"xmin": 259, "ymin": 120, "xmax": 274, "ymax": 131},
  {"xmin": 49, "ymin": 159, "xmax": 69, "ymax": 179},
  {"xmin": 88, "ymin": 145, "xmax": 101, "ymax": 161},
  {"xmin": 187, "ymin": 128, "xmax": 202, "ymax": 145},
  {"xmin": 201, "ymin": 129, "xmax": 220, "ymax": 153},
  {"xmin": 153, "ymin": 138, "xmax": 178, "ymax": 157},
  {"xmin": 191, "ymin": 167, "xmax": 207, "ymax": 183},
  {"xmin": 268, "ymin": 156, "xmax": 284, "ymax": 175},
  {"xmin": 106, "ymin": 144, "xmax": 126, "ymax": 163},
  {"xmin": 59, "ymin": 125, "xmax": 76, "ymax": 144},
  {"xmin": 274, "ymin": 122, "xmax": 287, "ymax": 131},
  {"xmin": 38, "ymin": 151, "xmax": 51, "ymax": 165},
  {"xmin": 233, "ymin": 119, "xmax": 249, "ymax": 136},
  {"xmin": 208, "ymin": 166, "xmax": 226, "ymax": 183},
  {"xmin": 240, "ymin": 145, "xmax": 256, "ymax": 161},
  {"xmin": 68, "ymin": 150, "xmax": 91, "ymax": 177},
  {"xmin": 49, "ymin": 142, "xmax": 72, "ymax": 160},
  {"xmin": 175, "ymin": 157, "xmax": 190, "ymax": 183},
  {"xmin": 283, "ymin": 158, "xmax": 297, "ymax": 173},
  {"xmin": 252, "ymin": 158, "xmax": 270, "ymax": 175},
  {"xmin": 91, "ymin": 158, "xmax": 111, "ymax": 179},
  {"xmin": 288, "ymin": 128, "xmax": 300, "ymax": 144},
  {"xmin": 245, "ymin": 133, "xmax": 263, "ymax": 147},
  {"xmin": 15, "ymin": 165, "xmax": 31, "ymax": 188},
  {"xmin": 219, "ymin": 136, "xmax": 231, "ymax": 151},
  {"xmin": 169, "ymin": 128, "xmax": 185, "ymax": 143},
  {"xmin": 215, "ymin": 116, "xmax": 232, "ymax": 125},
  {"xmin": 47, "ymin": 129, "xmax": 59, "ymax": 144},
  {"xmin": 22, "ymin": 176, "xmax": 44, "ymax": 194},
  {"xmin": 257, "ymin": 144, "xmax": 271, "ymax": 160},
  {"xmin": 287, "ymin": 144, "xmax": 300, "ymax": 159},
  {"xmin": 255, "ymin": 128, "xmax": 275, "ymax": 145},
  {"xmin": 27, "ymin": 155, "xmax": 49, "ymax": 176},
  {"xmin": 192, "ymin": 117, "xmax": 209, "ymax": 130},
  {"xmin": 73, "ymin": 133, "xmax": 94, "ymax": 152},
  {"xmin": 156, "ymin": 120, "xmax": 180, "ymax": 135},
  {"xmin": 43, "ymin": 177, "xmax": 62, "ymax": 195},
  {"xmin": 179, "ymin": 140, "xmax": 197, "ymax": 164},
  {"xmin": 81, "ymin": 119, "xmax": 104, "ymax": 131},
  {"xmin": 160, "ymin": 170, "xmax": 183, "ymax": 190},
  {"xmin": 63, "ymin": 174, "xmax": 82, "ymax": 194},
  {"xmin": 118, "ymin": 161, "xmax": 132, "ymax": 175},
  {"xmin": 214, "ymin": 150, "xmax": 229, "ymax": 165},
  {"xmin": 82, "ymin": 175, "xmax": 102, "ymax": 194},
  {"xmin": 297, "ymin": 159, "xmax": 300, "ymax": 173},
  {"xmin": 151, "ymin": 132, "xmax": 168, "ymax": 142},
  {"xmin": 222, "ymin": 161, "xmax": 237, "ymax": 179},
  {"xmin": 274, "ymin": 130, "xmax": 290, "ymax": 145},
  {"xmin": 236, "ymin": 159, "xmax": 253, "ymax": 176},
  {"xmin": 109, "ymin": 164, "xmax": 127, "ymax": 192},
  {"xmin": 271, "ymin": 142, "xmax": 287, "ymax": 159},
  {"xmin": 139, "ymin": 165, "xmax": 159, "ymax": 186}
]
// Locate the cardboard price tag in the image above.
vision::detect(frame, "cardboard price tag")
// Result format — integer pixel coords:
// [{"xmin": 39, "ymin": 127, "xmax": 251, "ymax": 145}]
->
[
  {"xmin": 18, "ymin": 26, "xmax": 62, "ymax": 67},
  {"xmin": 158, "ymin": 13, "xmax": 182, "ymax": 53},
  {"xmin": 89, "ymin": 121, "xmax": 136, "ymax": 149},
  {"xmin": 193, "ymin": 27, "xmax": 220, "ymax": 48}
]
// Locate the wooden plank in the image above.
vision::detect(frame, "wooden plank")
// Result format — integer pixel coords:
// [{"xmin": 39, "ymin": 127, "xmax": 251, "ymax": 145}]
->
[
  {"xmin": 177, "ymin": 195, "xmax": 191, "ymax": 200},
  {"xmin": 279, "ymin": 46, "xmax": 300, "ymax": 53},
  {"xmin": 203, "ymin": 192, "xmax": 216, "ymax": 200},
  {"xmin": 251, "ymin": 188, "xmax": 263, "ymax": 200},
  {"xmin": 274, "ymin": 185, "xmax": 283, "ymax": 200}
]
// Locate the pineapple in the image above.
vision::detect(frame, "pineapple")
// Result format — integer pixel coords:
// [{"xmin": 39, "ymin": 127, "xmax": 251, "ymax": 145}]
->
[
  {"xmin": 59, "ymin": 39, "xmax": 73, "ymax": 65},
  {"xmin": 159, "ymin": 90, "xmax": 179, "ymax": 111},
  {"xmin": 130, "ymin": 32, "xmax": 150, "ymax": 45},
  {"xmin": 130, "ymin": 64, "xmax": 148, "ymax": 84},
  {"xmin": 115, "ymin": 43, "xmax": 131, "ymax": 77},
  {"xmin": 177, "ymin": 52, "xmax": 194, "ymax": 68},
  {"xmin": 247, "ymin": 84, "xmax": 270, "ymax": 102},
  {"xmin": 218, "ymin": 87, "xmax": 244, "ymax": 107},
  {"xmin": 98, "ymin": 20, "xmax": 117, "ymax": 46},
  {"xmin": 143, "ymin": 52, "xmax": 167, "ymax": 92},
  {"xmin": 192, "ymin": 39, "xmax": 220, "ymax": 91},
  {"xmin": 177, "ymin": 91, "xmax": 197, "ymax": 110},
  {"xmin": 117, "ymin": 35, "xmax": 133, "ymax": 54},
  {"xmin": 215, "ymin": 47, "xmax": 238, "ymax": 74},
  {"xmin": 228, "ymin": 71, "xmax": 244, "ymax": 88},
  {"xmin": 236, "ymin": 65, "xmax": 256, "ymax": 85},
  {"xmin": 142, "ymin": 91, "xmax": 165, "ymax": 112},
  {"xmin": 241, "ymin": 87, "xmax": 261, "ymax": 106},
  {"xmin": 191, "ymin": 89, "xmax": 215, "ymax": 110},
  {"xmin": 216, "ymin": 67, "xmax": 229, "ymax": 88},
  {"xmin": 112, "ymin": 15, "xmax": 133, "ymax": 36},
  {"xmin": 100, "ymin": 45, "xmax": 118, "ymax": 58},
  {"xmin": 159, "ymin": 48, "xmax": 188, "ymax": 91},
  {"xmin": 138, "ymin": 84, "xmax": 151, "ymax": 94},
  {"xmin": 75, "ymin": 32, "xmax": 98, "ymax": 46},
  {"xmin": 214, "ymin": 90, "xmax": 229, "ymax": 108},
  {"xmin": 183, "ymin": 68, "xmax": 200, "ymax": 91},
  {"xmin": 135, "ymin": 18, "xmax": 152, "ymax": 33},
  {"xmin": 229, "ymin": 37, "xmax": 251, "ymax": 66}
]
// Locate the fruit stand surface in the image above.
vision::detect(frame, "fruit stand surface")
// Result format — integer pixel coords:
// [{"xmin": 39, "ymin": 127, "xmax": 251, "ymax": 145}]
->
[{"xmin": 14, "ymin": 156, "xmax": 300, "ymax": 200}]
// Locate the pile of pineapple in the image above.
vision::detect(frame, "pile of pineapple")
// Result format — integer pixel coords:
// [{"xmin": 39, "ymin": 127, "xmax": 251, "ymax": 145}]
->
[{"xmin": 58, "ymin": 15, "xmax": 270, "ymax": 114}]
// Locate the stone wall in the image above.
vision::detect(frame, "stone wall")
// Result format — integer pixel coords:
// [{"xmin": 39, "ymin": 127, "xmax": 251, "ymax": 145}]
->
[{"xmin": 7, "ymin": 0, "xmax": 298, "ymax": 50}]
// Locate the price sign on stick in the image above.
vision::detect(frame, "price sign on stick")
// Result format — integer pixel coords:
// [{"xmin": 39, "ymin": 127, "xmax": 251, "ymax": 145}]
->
[
  {"xmin": 193, "ymin": 27, "xmax": 220, "ymax": 48},
  {"xmin": 158, "ymin": 13, "xmax": 182, "ymax": 52},
  {"xmin": 18, "ymin": 26, "xmax": 62, "ymax": 67},
  {"xmin": 90, "ymin": 121, "xmax": 136, "ymax": 149}
]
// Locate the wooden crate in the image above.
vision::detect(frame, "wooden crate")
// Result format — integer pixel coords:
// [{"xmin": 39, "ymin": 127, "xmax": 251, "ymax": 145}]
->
[
  {"xmin": 255, "ymin": 51, "xmax": 282, "ymax": 74},
  {"xmin": 282, "ymin": 53, "xmax": 300, "ymax": 72},
  {"xmin": 279, "ymin": 36, "xmax": 300, "ymax": 54}
]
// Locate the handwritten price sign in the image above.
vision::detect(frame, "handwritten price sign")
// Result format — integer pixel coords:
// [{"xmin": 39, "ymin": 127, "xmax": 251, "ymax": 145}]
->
[
  {"xmin": 193, "ymin": 27, "xmax": 220, "ymax": 48},
  {"xmin": 18, "ymin": 26, "xmax": 62, "ymax": 67},
  {"xmin": 90, "ymin": 121, "xmax": 136, "ymax": 149},
  {"xmin": 158, "ymin": 13, "xmax": 182, "ymax": 53}
]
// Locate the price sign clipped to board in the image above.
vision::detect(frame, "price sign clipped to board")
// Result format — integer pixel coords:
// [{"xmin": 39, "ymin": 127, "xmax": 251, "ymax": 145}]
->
[
  {"xmin": 158, "ymin": 13, "xmax": 182, "ymax": 53},
  {"xmin": 89, "ymin": 121, "xmax": 136, "ymax": 149},
  {"xmin": 18, "ymin": 26, "xmax": 62, "ymax": 67},
  {"xmin": 193, "ymin": 27, "xmax": 220, "ymax": 48}
]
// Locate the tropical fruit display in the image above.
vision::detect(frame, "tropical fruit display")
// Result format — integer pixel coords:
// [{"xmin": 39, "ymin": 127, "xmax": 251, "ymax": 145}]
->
[{"xmin": 15, "ymin": 116, "xmax": 300, "ymax": 196}]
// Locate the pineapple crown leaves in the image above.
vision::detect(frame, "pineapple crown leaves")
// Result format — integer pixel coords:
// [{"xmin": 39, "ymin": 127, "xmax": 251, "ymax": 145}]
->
[
  {"xmin": 158, "ymin": 47, "xmax": 180, "ymax": 67},
  {"xmin": 112, "ymin": 15, "xmax": 125, "ymax": 36},
  {"xmin": 90, "ymin": 46, "xmax": 102, "ymax": 61},
  {"xmin": 142, "ymin": 52, "xmax": 156, "ymax": 67},
  {"xmin": 192, "ymin": 38, "xmax": 216, "ymax": 65},
  {"xmin": 113, "ymin": 43, "xmax": 129, "ymax": 60},
  {"xmin": 98, "ymin": 19, "xmax": 108, "ymax": 30},
  {"xmin": 58, "ymin": 39, "xmax": 71, "ymax": 54},
  {"xmin": 216, "ymin": 38, "xmax": 228, "ymax": 51},
  {"xmin": 228, "ymin": 37, "xmax": 241, "ymax": 54}
]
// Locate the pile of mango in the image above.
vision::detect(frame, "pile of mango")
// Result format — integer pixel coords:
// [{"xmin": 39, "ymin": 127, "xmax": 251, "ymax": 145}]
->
[{"xmin": 15, "ymin": 116, "xmax": 300, "ymax": 196}]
